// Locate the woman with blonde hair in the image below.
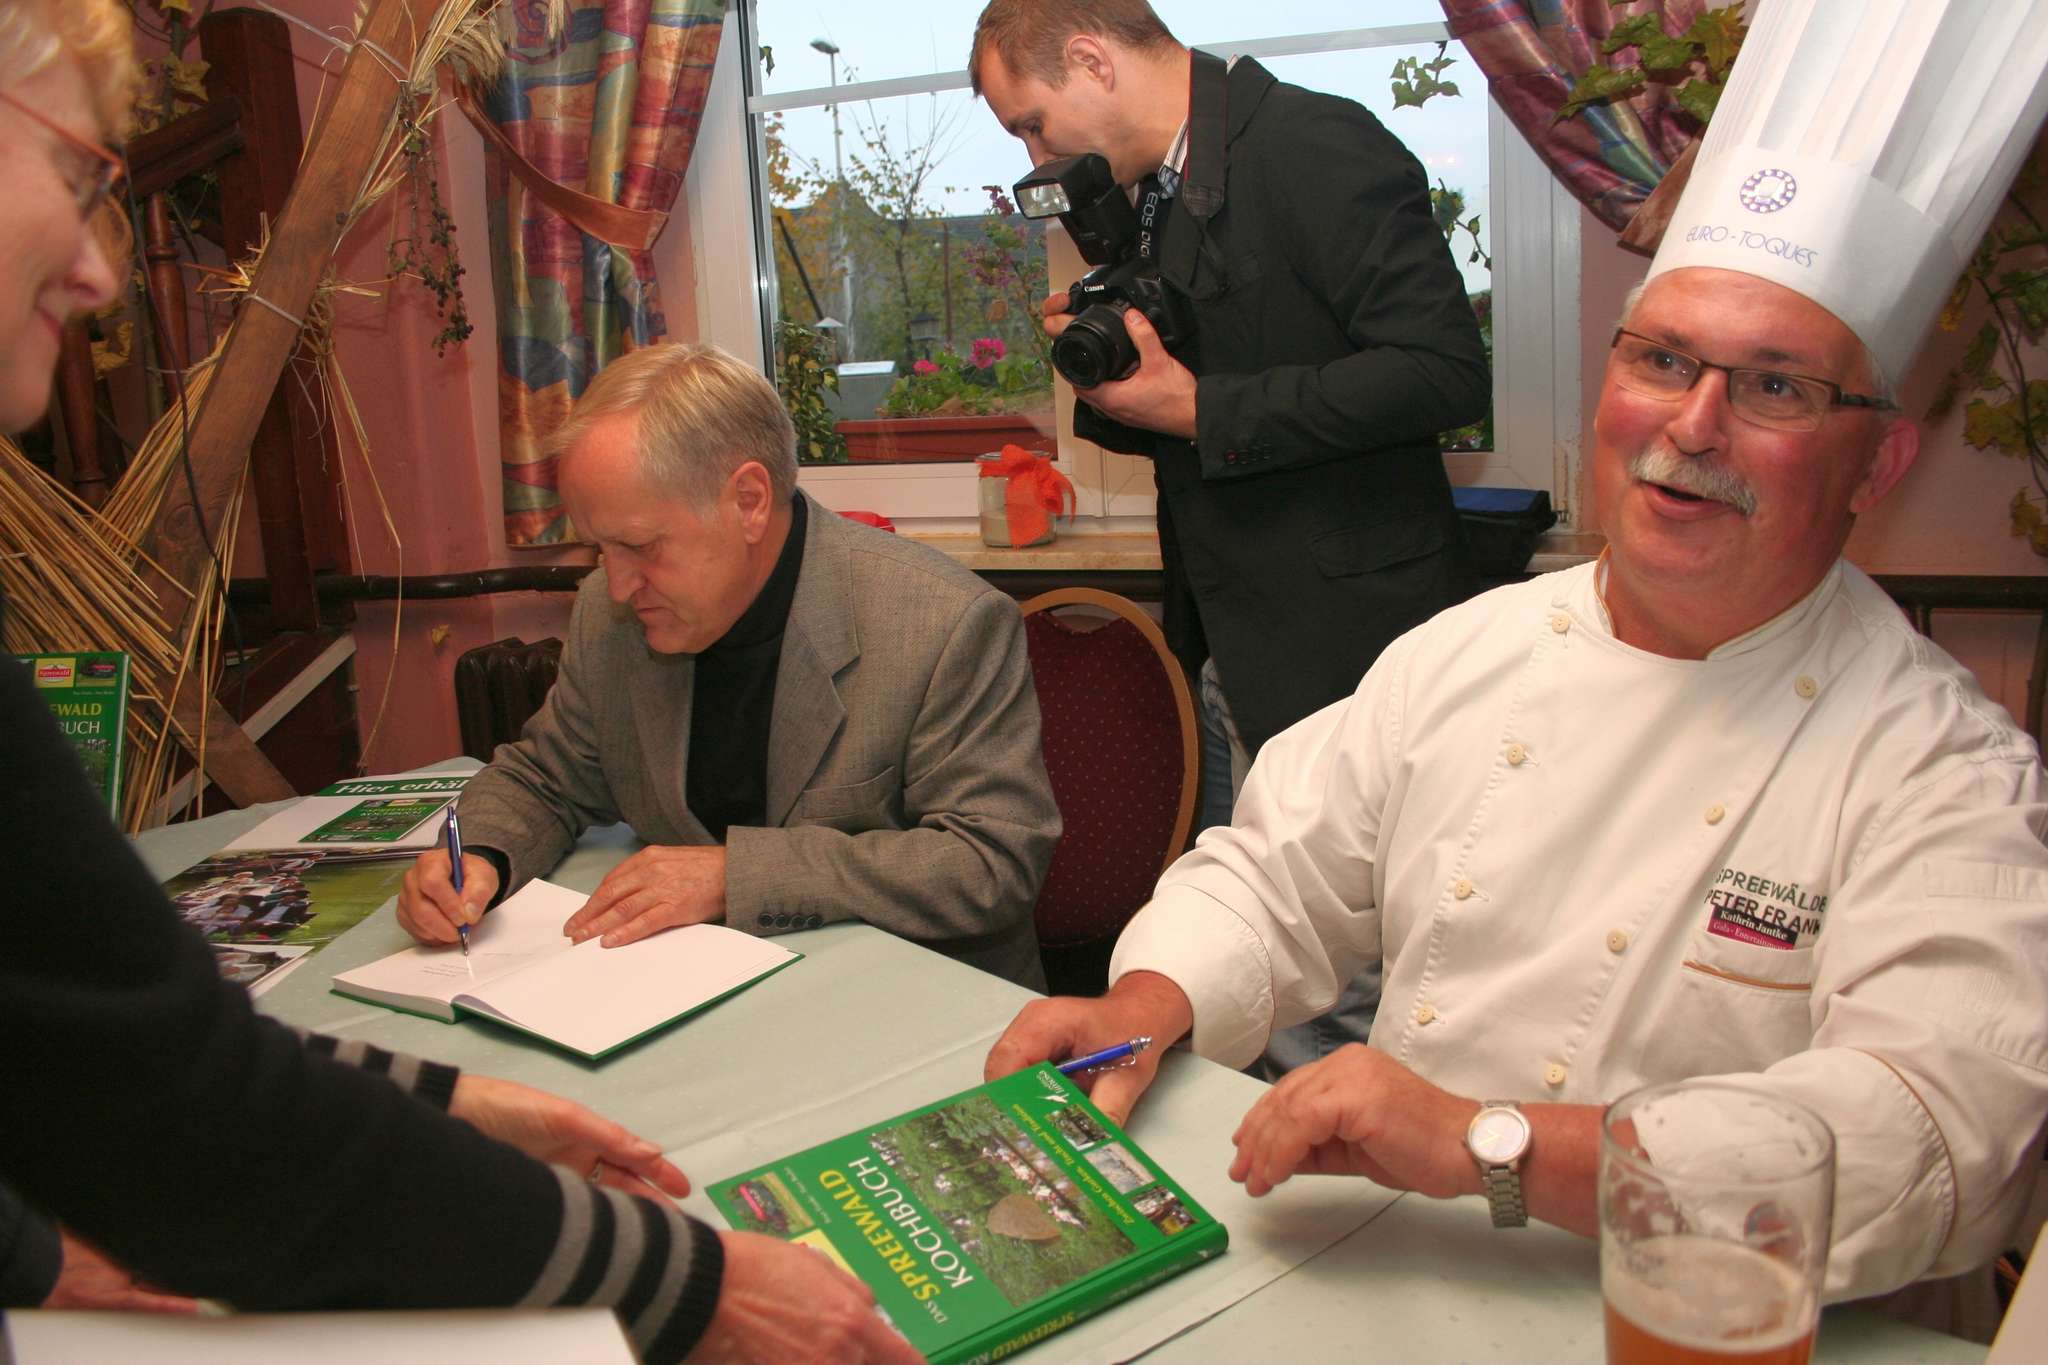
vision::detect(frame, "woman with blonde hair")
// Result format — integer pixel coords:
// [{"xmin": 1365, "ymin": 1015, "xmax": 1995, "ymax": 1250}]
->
[{"xmin": 0, "ymin": 4, "xmax": 912, "ymax": 1359}]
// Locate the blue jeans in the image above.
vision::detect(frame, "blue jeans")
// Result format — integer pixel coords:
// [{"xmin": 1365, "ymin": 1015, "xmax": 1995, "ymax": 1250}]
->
[{"xmin": 1197, "ymin": 659, "xmax": 1383, "ymax": 1078}]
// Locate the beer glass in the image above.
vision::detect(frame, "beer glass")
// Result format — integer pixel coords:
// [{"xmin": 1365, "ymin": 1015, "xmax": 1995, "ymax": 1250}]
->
[{"xmin": 1600, "ymin": 1082, "xmax": 1835, "ymax": 1365}]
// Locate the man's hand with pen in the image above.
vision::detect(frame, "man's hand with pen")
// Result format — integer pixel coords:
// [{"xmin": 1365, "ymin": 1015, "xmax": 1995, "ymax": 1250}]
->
[{"xmin": 397, "ymin": 844, "xmax": 499, "ymax": 946}]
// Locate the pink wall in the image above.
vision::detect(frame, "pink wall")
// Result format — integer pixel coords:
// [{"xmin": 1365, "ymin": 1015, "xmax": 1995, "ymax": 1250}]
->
[
  {"xmin": 1576, "ymin": 206, "xmax": 2048, "ymax": 727},
  {"xmin": 238, "ymin": 1, "xmax": 698, "ymax": 772}
]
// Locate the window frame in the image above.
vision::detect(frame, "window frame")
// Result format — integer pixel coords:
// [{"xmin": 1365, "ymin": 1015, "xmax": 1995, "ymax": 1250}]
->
[{"xmin": 684, "ymin": 6, "xmax": 1581, "ymax": 530}]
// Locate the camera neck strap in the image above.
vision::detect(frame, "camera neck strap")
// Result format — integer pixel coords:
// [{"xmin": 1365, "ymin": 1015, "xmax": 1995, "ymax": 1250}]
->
[
  {"xmin": 1180, "ymin": 49, "xmax": 1228, "ymax": 224},
  {"xmin": 1149, "ymin": 48, "xmax": 1229, "ymax": 297}
]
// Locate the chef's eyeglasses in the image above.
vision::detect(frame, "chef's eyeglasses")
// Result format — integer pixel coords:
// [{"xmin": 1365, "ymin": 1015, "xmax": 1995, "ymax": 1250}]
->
[
  {"xmin": 1610, "ymin": 329, "xmax": 1895, "ymax": 433},
  {"xmin": 0, "ymin": 88, "xmax": 125, "ymax": 217}
]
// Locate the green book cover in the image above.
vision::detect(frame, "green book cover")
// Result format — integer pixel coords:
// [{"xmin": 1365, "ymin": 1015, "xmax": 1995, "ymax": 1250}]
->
[
  {"xmin": 17, "ymin": 651, "xmax": 130, "ymax": 818},
  {"xmin": 709, "ymin": 1065, "xmax": 1227, "ymax": 1364}
]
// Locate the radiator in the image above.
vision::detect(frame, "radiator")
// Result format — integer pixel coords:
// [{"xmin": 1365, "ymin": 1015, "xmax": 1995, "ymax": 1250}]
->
[{"xmin": 452, "ymin": 636, "xmax": 563, "ymax": 761}]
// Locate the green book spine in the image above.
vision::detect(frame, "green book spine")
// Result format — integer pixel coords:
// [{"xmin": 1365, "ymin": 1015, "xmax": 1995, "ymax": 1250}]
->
[
  {"xmin": 709, "ymin": 1065, "xmax": 1227, "ymax": 1363},
  {"xmin": 16, "ymin": 651, "xmax": 130, "ymax": 818}
]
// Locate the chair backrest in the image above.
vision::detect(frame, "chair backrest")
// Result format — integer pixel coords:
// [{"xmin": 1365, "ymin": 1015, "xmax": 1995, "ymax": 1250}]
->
[
  {"xmin": 1019, "ymin": 589, "xmax": 1198, "ymax": 993},
  {"xmin": 453, "ymin": 637, "xmax": 563, "ymax": 760}
]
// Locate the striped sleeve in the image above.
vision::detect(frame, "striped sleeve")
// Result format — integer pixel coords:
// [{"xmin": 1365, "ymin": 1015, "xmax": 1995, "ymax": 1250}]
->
[
  {"xmin": 296, "ymin": 1031, "xmax": 460, "ymax": 1110},
  {"xmin": 291, "ymin": 1033, "xmax": 722, "ymax": 1355},
  {"xmin": 525, "ymin": 1166, "xmax": 725, "ymax": 1362}
]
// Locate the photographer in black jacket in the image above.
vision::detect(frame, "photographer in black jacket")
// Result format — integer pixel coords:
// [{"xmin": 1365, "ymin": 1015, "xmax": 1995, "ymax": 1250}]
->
[{"xmin": 971, "ymin": 1, "xmax": 1490, "ymax": 1069}]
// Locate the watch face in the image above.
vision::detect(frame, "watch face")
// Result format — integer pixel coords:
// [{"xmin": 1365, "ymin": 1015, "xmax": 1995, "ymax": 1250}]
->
[{"xmin": 1470, "ymin": 1108, "xmax": 1530, "ymax": 1163}]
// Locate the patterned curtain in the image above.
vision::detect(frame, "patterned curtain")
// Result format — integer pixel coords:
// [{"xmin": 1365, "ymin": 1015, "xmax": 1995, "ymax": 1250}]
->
[
  {"xmin": 466, "ymin": 0, "xmax": 728, "ymax": 546},
  {"xmin": 1443, "ymin": 0, "xmax": 1710, "ymax": 234}
]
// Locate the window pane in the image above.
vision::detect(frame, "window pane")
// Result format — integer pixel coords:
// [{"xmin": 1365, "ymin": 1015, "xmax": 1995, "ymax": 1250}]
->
[
  {"xmin": 1258, "ymin": 43, "xmax": 1493, "ymax": 451},
  {"xmin": 760, "ymin": 22, "xmax": 1495, "ymax": 463},
  {"xmin": 755, "ymin": 1, "xmax": 1451, "ymax": 94},
  {"xmin": 765, "ymin": 90, "xmax": 1058, "ymax": 466}
]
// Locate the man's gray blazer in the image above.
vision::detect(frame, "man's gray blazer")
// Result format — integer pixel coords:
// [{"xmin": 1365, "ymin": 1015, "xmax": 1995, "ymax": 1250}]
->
[{"xmin": 459, "ymin": 495, "xmax": 1058, "ymax": 988}]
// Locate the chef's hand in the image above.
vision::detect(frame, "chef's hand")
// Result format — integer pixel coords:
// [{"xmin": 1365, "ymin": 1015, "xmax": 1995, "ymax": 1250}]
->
[
  {"xmin": 563, "ymin": 845, "xmax": 727, "ymax": 948},
  {"xmin": 984, "ymin": 971, "xmax": 1192, "ymax": 1125},
  {"xmin": 397, "ymin": 848, "xmax": 499, "ymax": 945},
  {"xmin": 1228, "ymin": 1044, "xmax": 1481, "ymax": 1198}
]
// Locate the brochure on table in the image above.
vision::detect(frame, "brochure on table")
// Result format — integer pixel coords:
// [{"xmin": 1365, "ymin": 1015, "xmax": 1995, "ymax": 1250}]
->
[{"xmin": 225, "ymin": 773, "xmax": 473, "ymax": 852}]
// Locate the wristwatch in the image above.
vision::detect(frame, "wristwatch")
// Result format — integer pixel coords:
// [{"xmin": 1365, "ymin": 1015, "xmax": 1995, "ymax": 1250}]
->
[{"xmin": 1466, "ymin": 1100, "xmax": 1532, "ymax": 1228}]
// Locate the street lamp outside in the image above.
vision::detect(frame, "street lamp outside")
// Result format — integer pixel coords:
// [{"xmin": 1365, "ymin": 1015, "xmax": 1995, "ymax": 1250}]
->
[
  {"xmin": 810, "ymin": 37, "xmax": 853, "ymax": 357},
  {"xmin": 809, "ymin": 37, "xmax": 844, "ymax": 186}
]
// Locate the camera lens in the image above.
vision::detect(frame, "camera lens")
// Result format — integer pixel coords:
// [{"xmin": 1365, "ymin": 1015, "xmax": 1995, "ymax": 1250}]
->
[{"xmin": 1053, "ymin": 305, "xmax": 1139, "ymax": 388}]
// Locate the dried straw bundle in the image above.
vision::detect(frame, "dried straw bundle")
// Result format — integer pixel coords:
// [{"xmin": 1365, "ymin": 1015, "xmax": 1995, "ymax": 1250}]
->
[
  {"xmin": 0, "ymin": 354, "xmax": 242, "ymax": 831},
  {"xmin": 3, "ymin": 0, "xmax": 502, "ymax": 829}
]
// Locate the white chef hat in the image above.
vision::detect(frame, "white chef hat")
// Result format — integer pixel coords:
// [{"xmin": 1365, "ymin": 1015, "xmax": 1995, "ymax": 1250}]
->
[{"xmin": 1647, "ymin": 0, "xmax": 2048, "ymax": 386}]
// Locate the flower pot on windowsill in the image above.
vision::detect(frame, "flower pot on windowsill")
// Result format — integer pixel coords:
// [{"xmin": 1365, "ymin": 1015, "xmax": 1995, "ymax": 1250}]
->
[{"xmin": 836, "ymin": 413, "xmax": 1055, "ymax": 464}]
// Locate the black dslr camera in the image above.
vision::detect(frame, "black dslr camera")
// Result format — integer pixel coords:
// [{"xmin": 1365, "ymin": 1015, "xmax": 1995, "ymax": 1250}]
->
[{"xmin": 1014, "ymin": 153, "xmax": 1189, "ymax": 389}]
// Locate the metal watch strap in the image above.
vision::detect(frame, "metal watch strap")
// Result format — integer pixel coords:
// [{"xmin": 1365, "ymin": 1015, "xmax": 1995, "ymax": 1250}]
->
[
  {"xmin": 1480, "ymin": 1163, "xmax": 1528, "ymax": 1228},
  {"xmin": 1477, "ymin": 1099, "xmax": 1528, "ymax": 1229}
]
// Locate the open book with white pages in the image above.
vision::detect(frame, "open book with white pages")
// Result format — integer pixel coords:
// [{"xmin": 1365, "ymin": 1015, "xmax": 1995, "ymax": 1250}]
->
[{"xmin": 330, "ymin": 879, "xmax": 799, "ymax": 1060}]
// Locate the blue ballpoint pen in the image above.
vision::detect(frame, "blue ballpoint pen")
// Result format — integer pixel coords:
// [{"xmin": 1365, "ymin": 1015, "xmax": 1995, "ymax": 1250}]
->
[
  {"xmin": 1057, "ymin": 1036, "xmax": 1153, "ymax": 1076},
  {"xmin": 444, "ymin": 805, "xmax": 468, "ymax": 956}
]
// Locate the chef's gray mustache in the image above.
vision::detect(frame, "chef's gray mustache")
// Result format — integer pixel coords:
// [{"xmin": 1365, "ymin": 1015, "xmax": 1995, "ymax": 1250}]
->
[{"xmin": 1627, "ymin": 446, "xmax": 1757, "ymax": 517}]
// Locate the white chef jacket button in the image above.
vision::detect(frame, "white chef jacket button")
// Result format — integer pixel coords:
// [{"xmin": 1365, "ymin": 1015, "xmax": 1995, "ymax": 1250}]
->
[
  {"xmin": 1506, "ymin": 742, "xmax": 1528, "ymax": 766},
  {"xmin": 1606, "ymin": 929, "xmax": 1629, "ymax": 954},
  {"xmin": 1453, "ymin": 877, "xmax": 1474, "ymax": 900},
  {"xmin": 1544, "ymin": 1063, "xmax": 1567, "ymax": 1088},
  {"xmin": 1705, "ymin": 803, "xmax": 1726, "ymax": 825},
  {"xmin": 1794, "ymin": 675, "xmax": 1818, "ymax": 699},
  {"xmin": 1550, "ymin": 613, "xmax": 1571, "ymax": 634},
  {"xmin": 1415, "ymin": 1004, "xmax": 1436, "ymax": 1025}
]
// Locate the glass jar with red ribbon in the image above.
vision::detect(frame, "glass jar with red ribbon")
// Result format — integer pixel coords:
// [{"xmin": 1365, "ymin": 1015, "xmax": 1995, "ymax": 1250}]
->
[{"xmin": 975, "ymin": 444, "xmax": 1074, "ymax": 548}]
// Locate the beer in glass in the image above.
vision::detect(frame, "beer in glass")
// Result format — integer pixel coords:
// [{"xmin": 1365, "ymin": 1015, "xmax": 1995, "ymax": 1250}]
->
[{"xmin": 1600, "ymin": 1082, "xmax": 1834, "ymax": 1364}]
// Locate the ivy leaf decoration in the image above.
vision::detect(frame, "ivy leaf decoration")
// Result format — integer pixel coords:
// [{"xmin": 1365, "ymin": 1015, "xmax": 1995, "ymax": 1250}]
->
[
  {"xmin": 2009, "ymin": 270, "xmax": 2048, "ymax": 336},
  {"xmin": 1637, "ymin": 32, "xmax": 1699, "ymax": 74},
  {"xmin": 1555, "ymin": 64, "xmax": 1647, "ymax": 123},
  {"xmin": 1929, "ymin": 322, "xmax": 2006, "ymax": 423},
  {"xmin": 1688, "ymin": 10, "xmax": 1749, "ymax": 78},
  {"xmin": 2014, "ymin": 490, "xmax": 2044, "ymax": 542},
  {"xmin": 165, "ymin": 55, "xmax": 210, "ymax": 102},
  {"xmin": 1391, "ymin": 44, "xmax": 1461, "ymax": 110},
  {"xmin": 1965, "ymin": 388, "xmax": 2048, "ymax": 457},
  {"xmin": 1966, "ymin": 398, "xmax": 2027, "ymax": 455},
  {"xmin": 1602, "ymin": 14, "xmax": 1667, "ymax": 56},
  {"xmin": 1673, "ymin": 77, "xmax": 1724, "ymax": 126},
  {"xmin": 90, "ymin": 321, "xmax": 134, "ymax": 377}
]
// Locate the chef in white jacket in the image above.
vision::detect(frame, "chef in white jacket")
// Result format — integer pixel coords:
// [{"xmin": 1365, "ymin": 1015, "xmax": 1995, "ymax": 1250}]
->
[{"xmin": 988, "ymin": 0, "xmax": 2048, "ymax": 1314}]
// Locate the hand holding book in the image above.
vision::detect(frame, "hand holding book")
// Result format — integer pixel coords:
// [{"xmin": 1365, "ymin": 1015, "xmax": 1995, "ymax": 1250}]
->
[{"xmin": 698, "ymin": 1233, "xmax": 924, "ymax": 1365}]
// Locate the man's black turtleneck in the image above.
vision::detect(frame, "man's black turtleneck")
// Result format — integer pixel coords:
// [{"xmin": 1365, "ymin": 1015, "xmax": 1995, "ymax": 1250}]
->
[{"xmin": 686, "ymin": 494, "xmax": 808, "ymax": 841}]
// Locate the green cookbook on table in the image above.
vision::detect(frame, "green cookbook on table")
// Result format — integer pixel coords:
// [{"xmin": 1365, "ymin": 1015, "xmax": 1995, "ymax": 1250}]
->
[{"xmin": 709, "ymin": 1065, "xmax": 1227, "ymax": 1363}]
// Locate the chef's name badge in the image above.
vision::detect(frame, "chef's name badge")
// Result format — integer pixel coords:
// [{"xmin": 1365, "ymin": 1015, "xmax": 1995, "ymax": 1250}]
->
[{"xmin": 1705, "ymin": 865, "xmax": 1829, "ymax": 950}]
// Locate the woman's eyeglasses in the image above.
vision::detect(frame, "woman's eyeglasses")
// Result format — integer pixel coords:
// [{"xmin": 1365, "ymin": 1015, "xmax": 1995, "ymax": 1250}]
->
[{"xmin": 0, "ymin": 88, "xmax": 124, "ymax": 216}]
